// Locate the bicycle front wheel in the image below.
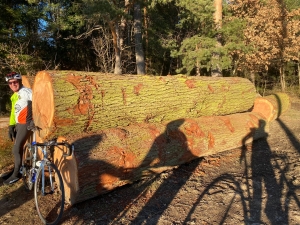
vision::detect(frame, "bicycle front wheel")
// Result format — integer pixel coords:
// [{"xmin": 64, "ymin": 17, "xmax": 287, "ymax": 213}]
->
[{"xmin": 34, "ymin": 161, "xmax": 65, "ymax": 225}]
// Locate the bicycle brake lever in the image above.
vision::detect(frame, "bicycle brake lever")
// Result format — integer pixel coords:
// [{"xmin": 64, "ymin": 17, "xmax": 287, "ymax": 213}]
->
[{"xmin": 63, "ymin": 143, "xmax": 74, "ymax": 157}]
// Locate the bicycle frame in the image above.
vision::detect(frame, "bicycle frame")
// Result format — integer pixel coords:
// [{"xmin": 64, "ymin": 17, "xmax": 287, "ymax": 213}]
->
[
  {"xmin": 22, "ymin": 125, "xmax": 74, "ymax": 225},
  {"xmin": 23, "ymin": 126, "xmax": 73, "ymax": 185}
]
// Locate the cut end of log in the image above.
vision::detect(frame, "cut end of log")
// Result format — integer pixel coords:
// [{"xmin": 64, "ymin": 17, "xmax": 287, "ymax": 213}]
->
[
  {"xmin": 32, "ymin": 71, "xmax": 55, "ymax": 138},
  {"xmin": 55, "ymin": 136, "xmax": 79, "ymax": 205},
  {"xmin": 252, "ymin": 93, "xmax": 290, "ymax": 122},
  {"xmin": 22, "ymin": 75, "xmax": 35, "ymax": 89}
]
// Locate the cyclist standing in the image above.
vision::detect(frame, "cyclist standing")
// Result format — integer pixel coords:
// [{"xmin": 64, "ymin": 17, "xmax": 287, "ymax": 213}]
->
[{"xmin": 2, "ymin": 72, "xmax": 33, "ymax": 185}]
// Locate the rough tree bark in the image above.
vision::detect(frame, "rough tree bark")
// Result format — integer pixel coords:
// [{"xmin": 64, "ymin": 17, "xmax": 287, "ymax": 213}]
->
[
  {"xmin": 134, "ymin": 2, "xmax": 145, "ymax": 75},
  {"xmin": 30, "ymin": 70, "xmax": 289, "ymax": 205},
  {"xmin": 32, "ymin": 70, "xmax": 257, "ymax": 139},
  {"xmin": 43, "ymin": 92, "xmax": 289, "ymax": 205},
  {"xmin": 211, "ymin": 0, "xmax": 223, "ymax": 77},
  {"xmin": 54, "ymin": 91, "xmax": 290, "ymax": 205}
]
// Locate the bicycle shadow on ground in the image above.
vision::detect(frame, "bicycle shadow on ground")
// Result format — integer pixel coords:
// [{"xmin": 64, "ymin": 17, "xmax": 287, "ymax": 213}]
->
[
  {"xmin": 243, "ymin": 117, "xmax": 300, "ymax": 224},
  {"xmin": 182, "ymin": 118, "xmax": 300, "ymax": 224}
]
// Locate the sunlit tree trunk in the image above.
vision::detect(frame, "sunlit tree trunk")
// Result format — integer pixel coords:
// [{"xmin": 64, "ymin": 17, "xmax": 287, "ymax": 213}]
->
[
  {"xmin": 108, "ymin": 21, "xmax": 122, "ymax": 75},
  {"xmin": 279, "ymin": 65, "xmax": 286, "ymax": 92},
  {"xmin": 143, "ymin": 5, "xmax": 149, "ymax": 73},
  {"xmin": 298, "ymin": 62, "xmax": 300, "ymax": 91},
  {"xmin": 134, "ymin": 3, "xmax": 145, "ymax": 75},
  {"xmin": 196, "ymin": 44, "xmax": 200, "ymax": 76},
  {"xmin": 211, "ymin": 0, "xmax": 223, "ymax": 77},
  {"xmin": 250, "ymin": 71, "xmax": 255, "ymax": 84},
  {"xmin": 298, "ymin": 52, "xmax": 300, "ymax": 91}
]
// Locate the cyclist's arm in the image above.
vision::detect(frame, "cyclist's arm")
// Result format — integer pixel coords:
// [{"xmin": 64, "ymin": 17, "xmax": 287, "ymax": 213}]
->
[
  {"xmin": 9, "ymin": 93, "xmax": 18, "ymax": 126},
  {"xmin": 15, "ymin": 87, "xmax": 33, "ymax": 125}
]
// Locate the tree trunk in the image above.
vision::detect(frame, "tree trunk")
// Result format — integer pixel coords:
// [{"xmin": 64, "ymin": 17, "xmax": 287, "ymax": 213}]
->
[
  {"xmin": 134, "ymin": 3, "xmax": 145, "ymax": 75},
  {"xmin": 279, "ymin": 65, "xmax": 286, "ymax": 92},
  {"xmin": 298, "ymin": 61, "xmax": 300, "ymax": 91},
  {"xmin": 55, "ymin": 109, "xmax": 277, "ymax": 205},
  {"xmin": 143, "ymin": 6, "xmax": 149, "ymax": 73},
  {"xmin": 32, "ymin": 70, "xmax": 257, "ymax": 139},
  {"xmin": 108, "ymin": 21, "xmax": 122, "ymax": 75},
  {"xmin": 211, "ymin": 0, "xmax": 223, "ymax": 77}
]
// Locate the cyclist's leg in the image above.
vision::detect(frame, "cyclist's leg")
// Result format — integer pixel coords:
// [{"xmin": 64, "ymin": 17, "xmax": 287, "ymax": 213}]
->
[{"xmin": 4, "ymin": 124, "xmax": 32, "ymax": 185}]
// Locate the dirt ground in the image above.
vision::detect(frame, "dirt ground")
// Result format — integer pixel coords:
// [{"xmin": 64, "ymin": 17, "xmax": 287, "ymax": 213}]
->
[{"xmin": 1, "ymin": 97, "xmax": 300, "ymax": 225}]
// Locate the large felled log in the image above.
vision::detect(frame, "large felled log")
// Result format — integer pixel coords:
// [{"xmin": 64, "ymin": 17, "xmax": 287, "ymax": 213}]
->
[
  {"xmin": 22, "ymin": 75, "xmax": 35, "ymax": 89},
  {"xmin": 32, "ymin": 70, "xmax": 257, "ymax": 139},
  {"xmin": 252, "ymin": 93, "xmax": 290, "ymax": 121},
  {"xmin": 55, "ymin": 111, "xmax": 269, "ymax": 205}
]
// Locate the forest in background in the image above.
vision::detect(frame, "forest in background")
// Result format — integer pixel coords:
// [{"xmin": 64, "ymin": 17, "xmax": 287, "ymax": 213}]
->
[{"xmin": 0, "ymin": 0, "xmax": 300, "ymax": 114}]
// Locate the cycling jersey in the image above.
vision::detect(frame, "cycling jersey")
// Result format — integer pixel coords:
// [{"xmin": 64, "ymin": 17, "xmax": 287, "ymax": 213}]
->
[{"xmin": 9, "ymin": 87, "xmax": 33, "ymax": 125}]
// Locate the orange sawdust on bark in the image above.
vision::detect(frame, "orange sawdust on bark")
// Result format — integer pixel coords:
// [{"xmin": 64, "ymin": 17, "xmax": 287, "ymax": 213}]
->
[
  {"xmin": 134, "ymin": 83, "xmax": 143, "ymax": 95},
  {"xmin": 184, "ymin": 120, "xmax": 205, "ymax": 137},
  {"xmin": 220, "ymin": 117, "xmax": 235, "ymax": 132},
  {"xmin": 98, "ymin": 173, "xmax": 119, "ymax": 191},
  {"xmin": 148, "ymin": 125, "xmax": 161, "ymax": 139},
  {"xmin": 221, "ymin": 84, "xmax": 230, "ymax": 92},
  {"xmin": 66, "ymin": 74, "xmax": 94, "ymax": 117},
  {"xmin": 185, "ymin": 79, "xmax": 196, "ymax": 88},
  {"xmin": 158, "ymin": 77, "xmax": 166, "ymax": 82},
  {"xmin": 121, "ymin": 88, "xmax": 127, "ymax": 105},
  {"xmin": 208, "ymin": 131, "xmax": 215, "ymax": 149},
  {"xmin": 106, "ymin": 146, "xmax": 136, "ymax": 169},
  {"xmin": 73, "ymin": 103, "xmax": 90, "ymax": 115},
  {"xmin": 208, "ymin": 84, "xmax": 214, "ymax": 93}
]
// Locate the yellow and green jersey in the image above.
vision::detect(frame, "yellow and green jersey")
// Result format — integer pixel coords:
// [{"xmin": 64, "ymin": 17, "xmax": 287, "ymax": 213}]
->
[{"xmin": 9, "ymin": 87, "xmax": 33, "ymax": 125}]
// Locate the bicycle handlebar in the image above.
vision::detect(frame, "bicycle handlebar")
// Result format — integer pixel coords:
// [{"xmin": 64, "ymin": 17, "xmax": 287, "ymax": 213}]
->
[
  {"xmin": 32, "ymin": 140, "xmax": 74, "ymax": 157},
  {"xmin": 28, "ymin": 125, "xmax": 74, "ymax": 157}
]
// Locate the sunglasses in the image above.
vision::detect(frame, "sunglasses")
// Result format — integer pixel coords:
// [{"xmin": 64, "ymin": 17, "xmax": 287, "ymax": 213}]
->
[{"xmin": 8, "ymin": 81, "xmax": 19, "ymax": 85}]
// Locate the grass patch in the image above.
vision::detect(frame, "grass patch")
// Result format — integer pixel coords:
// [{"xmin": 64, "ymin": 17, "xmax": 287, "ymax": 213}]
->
[{"xmin": 0, "ymin": 148, "xmax": 13, "ymax": 170}]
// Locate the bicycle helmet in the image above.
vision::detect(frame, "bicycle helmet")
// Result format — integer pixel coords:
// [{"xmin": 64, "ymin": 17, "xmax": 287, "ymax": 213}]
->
[{"xmin": 5, "ymin": 72, "xmax": 22, "ymax": 82}]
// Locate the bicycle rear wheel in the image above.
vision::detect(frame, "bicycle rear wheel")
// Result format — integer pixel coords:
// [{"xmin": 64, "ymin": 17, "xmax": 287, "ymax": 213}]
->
[
  {"xmin": 22, "ymin": 144, "xmax": 33, "ymax": 190},
  {"xmin": 34, "ymin": 161, "xmax": 65, "ymax": 225}
]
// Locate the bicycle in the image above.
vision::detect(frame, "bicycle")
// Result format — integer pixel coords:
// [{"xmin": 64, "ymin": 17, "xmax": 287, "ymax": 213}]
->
[{"xmin": 21, "ymin": 125, "xmax": 74, "ymax": 225}]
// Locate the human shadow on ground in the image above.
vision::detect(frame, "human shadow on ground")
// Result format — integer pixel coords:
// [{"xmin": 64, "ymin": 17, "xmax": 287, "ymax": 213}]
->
[
  {"xmin": 182, "ymin": 117, "xmax": 300, "ymax": 224},
  {"xmin": 244, "ymin": 120, "xmax": 288, "ymax": 224}
]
